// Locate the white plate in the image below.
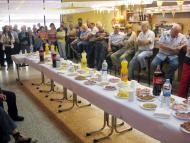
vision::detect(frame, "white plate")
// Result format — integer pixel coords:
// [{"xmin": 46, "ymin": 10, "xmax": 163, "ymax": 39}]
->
[
  {"xmin": 137, "ymin": 97, "xmax": 156, "ymax": 102},
  {"xmin": 140, "ymin": 103, "xmax": 157, "ymax": 110},
  {"xmin": 173, "ymin": 112, "xmax": 190, "ymax": 121},
  {"xmin": 115, "ymin": 94, "xmax": 128, "ymax": 99},
  {"xmin": 67, "ymin": 72, "xmax": 77, "ymax": 76},
  {"xmin": 180, "ymin": 126, "xmax": 190, "ymax": 134},
  {"xmin": 103, "ymin": 86, "xmax": 117, "ymax": 91}
]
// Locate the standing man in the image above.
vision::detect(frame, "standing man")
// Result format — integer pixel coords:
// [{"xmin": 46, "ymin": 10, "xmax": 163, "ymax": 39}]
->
[
  {"xmin": 12, "ymin": 25, "xmax": 20, "ymax": 54},
  {"xmin": 151, "ymin": 23, "xmax": 187, "ymax": 82},
  {"xmin": 128, "ymin": 21, "xmax": 155, "ymax": 80},
  {"xmin": 18, "ymin": 26, "xmax": 30, "ymax": 53}
]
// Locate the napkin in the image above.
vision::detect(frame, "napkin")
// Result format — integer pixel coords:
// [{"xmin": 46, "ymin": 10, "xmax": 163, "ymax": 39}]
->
[{"xmin": 154, "ymin": 107, "xmax": 172, "ymax": 119}]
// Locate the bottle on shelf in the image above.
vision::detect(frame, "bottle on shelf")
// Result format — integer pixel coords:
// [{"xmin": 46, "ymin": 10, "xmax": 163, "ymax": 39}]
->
[
  {"xmin": 161, "ymin": 79, "xmax": 171, "ymax": 109},
  {"xmin": 39, "ymin": 46, "xmax": 44, "ymax": 62},
  {"xmin": 152, "ymin": 65, "xmax": 164, "ymax": 96},
  {"xmin": 120, "ymin": 60, "xmax": 128, "ymax": 83},
  {"xmin": 81, "ymin": 51, "xmax": 87, "ymax": 69},
  {"xmin": 101, "ymin": 60, "xmax": 108, "ymax": 81}
]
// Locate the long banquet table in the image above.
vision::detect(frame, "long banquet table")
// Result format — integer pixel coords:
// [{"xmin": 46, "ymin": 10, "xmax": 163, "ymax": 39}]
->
[{"xmin": 12, "ymin": 54, "xmax": 190, "ymax": 143}]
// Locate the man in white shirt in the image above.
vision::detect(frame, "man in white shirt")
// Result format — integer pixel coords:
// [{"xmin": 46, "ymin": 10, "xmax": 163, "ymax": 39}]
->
[
  {"xmin": 128, "ymin": 21, "xmax": 155, "ymax": 80},
  {"xmin": 151, "ymin": 23, "xmax": 187, "ymax": 82}
]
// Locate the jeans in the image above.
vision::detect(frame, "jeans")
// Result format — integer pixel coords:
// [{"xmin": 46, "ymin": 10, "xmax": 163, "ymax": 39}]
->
[
  {"xmin": 20, "ymin": 44, "xmax": 30, "ymax": 54},
  {"xmin": 151, "ymin": 55, "xmax": 178, "ymax": 81},
  {"xmin": 0, "ymin": 90, "xmax": 19, "ymax": 119},
  {"xmin": 57, "ymin": 41, "xmax": 67, "ymax": 59},
  {"xmin": 77, "ymin": 41, "xmax": 89, "ymax": 53},
  {"xmin": 94, "ymin": 42, "xmax": 106, "ymax": 71},
  {"xmin": 0, "ymin": 107, "xmax": 17, "ymax": 143},
  {"xmin": 128, "ymin": 50, "xmax": 153, "ymax": 80}
]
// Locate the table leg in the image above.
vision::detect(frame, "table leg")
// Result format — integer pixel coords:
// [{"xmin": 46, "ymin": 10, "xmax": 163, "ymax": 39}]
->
[
  {"xmin": 86, "ymin": 113, "xmax": 132, "ymax": 142},
  {"xmin": 16, "ymin": 64, "xmax": 23, "ymax": 85},
  {"xmin": 58, "ymin": 93, "xmax": 91, "ymax": 113}
]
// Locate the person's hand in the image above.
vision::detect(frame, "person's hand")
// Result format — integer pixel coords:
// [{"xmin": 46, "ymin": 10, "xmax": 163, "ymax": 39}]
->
[
  {"xmin": 0, "ymin": 94, "xmax": 6, "ymax": 101},
  {"xmin": 107, "ymin": 47, "xmax": 112, "ymax": 52}
]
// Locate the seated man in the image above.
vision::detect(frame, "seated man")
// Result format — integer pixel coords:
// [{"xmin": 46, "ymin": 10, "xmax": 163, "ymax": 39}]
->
[
  {"xmin": 111, "ymin": 25, "xmax": 137, "ymax": 68},
  {"xmin": 178, "ymin": 35, "xmax": 190, "ymax": 98},
  {"xmin": 0, "ymin": 89, "xmax": 24, "ymax": 121},
  {"xmin": 0, "ymin": 107, "xmax": 36, "ymax": 143},
  {"xmin": 128, "ymin": 21, "xmax": 155, "ymax": 80},
  {"xmin": 107, "ymin": 25, "xmax": 124, "ymax": 68},
  {"xmin": 151, "ymin": 23, "xmax": 187, "ymax": 82}
]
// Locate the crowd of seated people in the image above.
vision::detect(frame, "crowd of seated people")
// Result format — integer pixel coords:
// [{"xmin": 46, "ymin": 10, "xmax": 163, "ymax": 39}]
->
[{"xmin": 0, "ymin": 19, "xmax": 189, "ymax": 99}]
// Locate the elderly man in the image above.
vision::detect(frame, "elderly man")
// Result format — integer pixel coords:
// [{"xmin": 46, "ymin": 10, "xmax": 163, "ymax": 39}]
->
[
  {"xmin": 107, "ymin": 25, "xmax": 124, "ymax": 69},
  {"xmin": 128, "ymin": 21, "xmax": 155, "ymax": 80},
  {"xmin": 151, "ymin": 23, "xmax": 187, "ymax": 82},
  {"xmin": 111, "ymin": 25, "xmax": 137, "ymax": 68}
]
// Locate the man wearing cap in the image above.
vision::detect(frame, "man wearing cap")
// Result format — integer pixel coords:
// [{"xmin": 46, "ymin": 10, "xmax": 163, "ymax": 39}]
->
[
  {"xmin": 128, "ymin": 21, "xmax": 155, "ymax": 80},
  {"xmin": 111, "ymin": 25, "xmax": 137, "ymax": 67},
  {"xmin": 151, "ymin": 23, "xmax": 187, "ymax": 82},
  {"xmin": 107, "ymin": 25, "xmax": 124, "ymax": 68}
]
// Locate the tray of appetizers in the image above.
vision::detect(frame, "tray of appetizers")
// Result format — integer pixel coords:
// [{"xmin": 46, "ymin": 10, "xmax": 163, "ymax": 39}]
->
[
  {"xmin": 137, "ymin": 95, "xmax": 156, "ymax": 102},
  {"xmin": 173, "ymin": 111, "xmax": 190, "ymax": 120},
  {"xmin": 104, "ymin": 85, "xmax": 117, "ymax": 91}
]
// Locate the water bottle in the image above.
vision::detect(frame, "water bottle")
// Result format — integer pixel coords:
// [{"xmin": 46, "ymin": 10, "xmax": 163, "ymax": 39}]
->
[
  {"xmin": 56, "ymin": 54, "xmax": 61, "ymax": 68},
  {"xmin": 101, "ymin": 60, "xmax": 108, "ymax": 81},
  {"xmin": 162, "ymin": 79, "xmax": 171, "ymax": 109}
]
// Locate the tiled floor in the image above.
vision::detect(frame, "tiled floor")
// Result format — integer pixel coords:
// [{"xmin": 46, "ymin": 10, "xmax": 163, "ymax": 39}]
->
[{"xmin": 0, "ymin": 65, "xmax": 73, "ymax": 143}]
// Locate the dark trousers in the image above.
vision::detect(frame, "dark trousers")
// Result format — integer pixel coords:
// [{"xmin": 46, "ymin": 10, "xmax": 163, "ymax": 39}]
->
[
  {"xmin": 94, "ymin": 42, "xmax": 106, "ymax": 71},
  {"xmin": 86, "ymin": 42, "xmax": 95, "ymax": 68},
  {"xmin": 0, "ymin": 43, "xmax": 5, "ymax": 66},
  {"xmin": 0, "ymin": 107, "xmax": 17, "ymax": 143},
  {"xmin": 0, "ymin": 90, "xmax": 18, "ymax": 119},
  {"xmin": 5, "ymin": 46, "xmax": 13, "ymax": 65},
  {"xmin": 13, "ymin": 43, "xmax": 20, "ymax": 54}
]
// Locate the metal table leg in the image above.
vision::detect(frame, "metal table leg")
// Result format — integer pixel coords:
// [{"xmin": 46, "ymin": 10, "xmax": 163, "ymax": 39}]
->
[
  {"xmin": 16, "ymin": 64, "xmax": 23, "ymax": 85},
  {"xmin": 86, "ymin": 112, "xmax": 132, "ymax": 142},
  {"xmin": 58, "ymin": 93, "xmax": 91, "ymax": 113}
]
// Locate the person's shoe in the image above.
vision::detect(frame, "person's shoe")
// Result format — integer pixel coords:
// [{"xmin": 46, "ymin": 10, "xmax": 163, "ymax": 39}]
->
[
  {"xmin": 13, "ymin": 132, "xmax": 37, "ymax": 143},
  {"xmin": 1, "ymin": 64, "xmax": 6, "ymax": 67},
  {"xmin": 12, "ymin": 116, "xmax": 24, "ymax": 121}
]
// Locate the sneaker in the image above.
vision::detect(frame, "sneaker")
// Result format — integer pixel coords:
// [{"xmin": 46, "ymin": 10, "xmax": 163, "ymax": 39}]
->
[{"xmin": 12, "ymin": 116, "xmax": 24, "ymax": 121}]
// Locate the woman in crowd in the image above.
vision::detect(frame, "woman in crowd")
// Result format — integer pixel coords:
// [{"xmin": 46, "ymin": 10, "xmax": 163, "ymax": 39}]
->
[
  {"xmin": 48, "ymin": 23, "xmax": 57, "ymax": 48},
  {"xmin": 0, "ymin": 25, "xmax": 15, "ymax": 68},
  {"xmin": 66, "ymin": 23, "xmax": 77, "ymax": 59},
  {"xmin": 56, "ymin": 26, "xmax": 67, "ymax": 59}
]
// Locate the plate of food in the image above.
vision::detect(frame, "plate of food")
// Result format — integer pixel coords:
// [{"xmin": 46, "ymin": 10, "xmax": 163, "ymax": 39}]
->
[
  {"xmin": 180, "ymin": 121, "xmax": 190, "ymax": 134},
  {"xmin": 140, "ymin": 103, "xmax": 157, "ymax": 110},
  {"xmin": 75, "ymin": 75, "xmax": 86, "ymax": 81},
  {"xmin": 171, "ymin": 103, "xmax": 187, "ymax": 111},
  {"xmin": 98, "ymin": 81, "xmax": 109, "ymax": 87},
  {"xmin": 173, "ymin": 111, "xmax": 190, "ymax": 120},
  {"xmin": 67, "ymin": 72, "xmax": 77, "ymax": 76},
  {"xmin": 136, "ymin": 88, "xmax": 151, "ymax": 97},
  {"xmin": 116, "ymin": 90, "xmax": 129, "ymax": 99},
  {"xmin": 84, "ymin": 80, "xmax": 96, "ymax": 86},
  {"xmin": 137, "ymin": 95, "xmax": 156, "ymax": 102},
  {"xmin": 109, "ymin": 78, "xmax": 120, "ymax": 83},
  {"xmin": 104, "ymin": 85, "xmax": 117, "ymax": 91},
  {"xmin": 77, "ymin": 69, "xmax": 86, "ymax": 74}
]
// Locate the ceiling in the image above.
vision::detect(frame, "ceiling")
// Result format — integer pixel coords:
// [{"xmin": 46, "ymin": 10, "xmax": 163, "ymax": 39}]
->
[{"xmin": 0, "ymin": 0, "xmax": 190, "ymax": 27}]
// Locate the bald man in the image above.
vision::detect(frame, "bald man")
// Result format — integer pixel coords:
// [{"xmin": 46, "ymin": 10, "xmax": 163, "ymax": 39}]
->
[
  {"xmin": 128, "ymin": 21, "xmax": 155, "ymax": 80},
  {"xmin": 151, "ymin": 23, "xmax": 187, "ymax": 82}
]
